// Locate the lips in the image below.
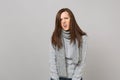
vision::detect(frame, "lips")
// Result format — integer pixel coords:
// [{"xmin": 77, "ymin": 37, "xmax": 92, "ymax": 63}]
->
[{"xmin": 63, "ymin": 24, "xmax": 67, "ymax": 27}]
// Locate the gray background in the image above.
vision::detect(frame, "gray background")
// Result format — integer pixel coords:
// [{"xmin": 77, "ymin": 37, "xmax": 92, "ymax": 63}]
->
[{"xmin": 0, "ymin": 0, "xmax": 120, "ymax": 80}]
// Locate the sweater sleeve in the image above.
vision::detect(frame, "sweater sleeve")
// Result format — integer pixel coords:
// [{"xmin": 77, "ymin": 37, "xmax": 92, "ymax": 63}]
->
[
  {"xmin": 48, "ymin": 41, "xmax": 59, "ymax": 80},
  {"xmin": 72, "ymin": 35, "xmax": 88, "ymax": 80}
]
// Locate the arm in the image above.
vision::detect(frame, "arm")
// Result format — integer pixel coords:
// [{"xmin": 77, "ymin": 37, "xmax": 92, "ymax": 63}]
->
[
  {"xmin": 72, "ymin": 35, "xmax": 88, "ymax": 80},
  {"xmin": 48, "ymin": 41, "xmax": 59, "ymax": 80}
]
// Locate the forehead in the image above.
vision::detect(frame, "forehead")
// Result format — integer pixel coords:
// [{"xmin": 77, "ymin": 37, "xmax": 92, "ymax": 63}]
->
[{"xmin": 60, "ymin": 11, "xmax": 70, "ymax": 18}]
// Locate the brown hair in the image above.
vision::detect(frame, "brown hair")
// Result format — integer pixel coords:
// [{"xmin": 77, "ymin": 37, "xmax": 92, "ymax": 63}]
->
[{"xmin": 51, "ymin": 8, "xmax": 87, "ymax": 49}]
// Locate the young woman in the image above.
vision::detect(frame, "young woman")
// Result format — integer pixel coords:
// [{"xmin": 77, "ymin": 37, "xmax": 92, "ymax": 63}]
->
[{"xmin": 49, "ymin": 8, "xmax": 88, "ymax": 80}]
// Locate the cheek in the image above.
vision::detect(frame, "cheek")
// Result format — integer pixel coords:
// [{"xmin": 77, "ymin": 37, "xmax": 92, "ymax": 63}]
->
[
  {"xmin": 68, "ymin": 20, "xmax": 70, "ymax": 25},
  {"xmin": 61, "ymin": 22, "xmax": 63, "ymax": 27}
]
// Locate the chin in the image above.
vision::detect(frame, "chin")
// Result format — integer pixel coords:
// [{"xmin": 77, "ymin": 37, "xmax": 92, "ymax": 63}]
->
[{"xmin": 63, "ymin": 28, "xmax": 69, "ymax": 30}]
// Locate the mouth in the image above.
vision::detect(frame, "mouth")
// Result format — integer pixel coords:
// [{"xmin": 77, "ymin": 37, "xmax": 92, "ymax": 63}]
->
[{"xmin": 63, "ymin": 24, "xmax": 67, "ymax": 28}]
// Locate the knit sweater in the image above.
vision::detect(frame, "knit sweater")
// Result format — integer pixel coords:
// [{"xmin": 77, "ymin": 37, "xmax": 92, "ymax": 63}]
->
[{"xmin": 49, "ymin": 30, "xmax": 88, "ymax": 80}]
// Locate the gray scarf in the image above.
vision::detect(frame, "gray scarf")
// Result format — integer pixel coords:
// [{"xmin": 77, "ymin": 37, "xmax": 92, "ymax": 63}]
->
[{"xmin": 55, "ymin": 29, "xmax": 82, "ymax": 77}]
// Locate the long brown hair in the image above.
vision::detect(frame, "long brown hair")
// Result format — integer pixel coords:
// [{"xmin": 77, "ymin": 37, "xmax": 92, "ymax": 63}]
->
[{"xmin": 51, "ymin": 8, "xmax": 87, "ymax": 49}]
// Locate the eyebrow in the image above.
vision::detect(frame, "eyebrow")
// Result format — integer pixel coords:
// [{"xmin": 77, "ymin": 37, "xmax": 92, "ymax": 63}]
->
[{"xmin": 60, "ymin": 16, "xmax": 69, "ymax": 19}]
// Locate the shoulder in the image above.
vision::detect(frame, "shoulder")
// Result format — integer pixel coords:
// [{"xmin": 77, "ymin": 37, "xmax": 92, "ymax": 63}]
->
[
  {"xmin": 82, "ymin": 35, "xmax": 88, "ymax": 41},
  {"xmin": 81, "ymin": 35, "xmax": 88, "ymax": 46}
]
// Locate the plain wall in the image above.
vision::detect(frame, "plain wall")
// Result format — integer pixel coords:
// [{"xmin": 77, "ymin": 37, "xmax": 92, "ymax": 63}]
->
[{"xmin": 0, "ymin": 0, "xmax": 120, "ymax": 80}]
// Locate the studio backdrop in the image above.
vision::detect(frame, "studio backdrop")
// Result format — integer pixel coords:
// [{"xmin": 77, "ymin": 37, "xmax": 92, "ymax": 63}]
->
[{"xmin": 0, "ymin": 0, "xmax": 120, "ymax": 80}]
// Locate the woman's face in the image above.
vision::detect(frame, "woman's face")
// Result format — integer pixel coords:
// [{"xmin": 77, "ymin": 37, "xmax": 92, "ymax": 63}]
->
[{"xmin": 60, "ymin": 11, "xmax": 70, "ymax": 31}]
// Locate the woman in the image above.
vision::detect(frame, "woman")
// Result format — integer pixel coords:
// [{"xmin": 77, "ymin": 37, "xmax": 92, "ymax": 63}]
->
[{"xmin": 49, "ymin": 8, "xmax": 88, "ymax": 80}]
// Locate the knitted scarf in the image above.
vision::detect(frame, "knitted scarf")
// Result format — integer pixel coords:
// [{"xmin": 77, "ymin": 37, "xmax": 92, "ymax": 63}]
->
[{"xmin": 55, "ymin": 29, "xmax": 82, "ymax": 77}]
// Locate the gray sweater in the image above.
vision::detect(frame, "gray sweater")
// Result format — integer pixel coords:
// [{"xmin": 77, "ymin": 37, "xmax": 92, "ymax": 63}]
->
[{"xmin": 49, "ymin": 33, "xmax": 88, "ymax": 80}]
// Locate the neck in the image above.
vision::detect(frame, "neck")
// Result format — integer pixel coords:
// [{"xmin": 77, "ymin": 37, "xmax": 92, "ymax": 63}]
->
[{"xmin": 61, "ymin": 29, "xmax": 70, "ymax": 39}]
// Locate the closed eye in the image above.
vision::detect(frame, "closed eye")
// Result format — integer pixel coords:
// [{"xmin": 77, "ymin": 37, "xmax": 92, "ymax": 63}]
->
[{"xmin": 64, "ymin": 17, "xmax": 69, "ymax": 19}]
